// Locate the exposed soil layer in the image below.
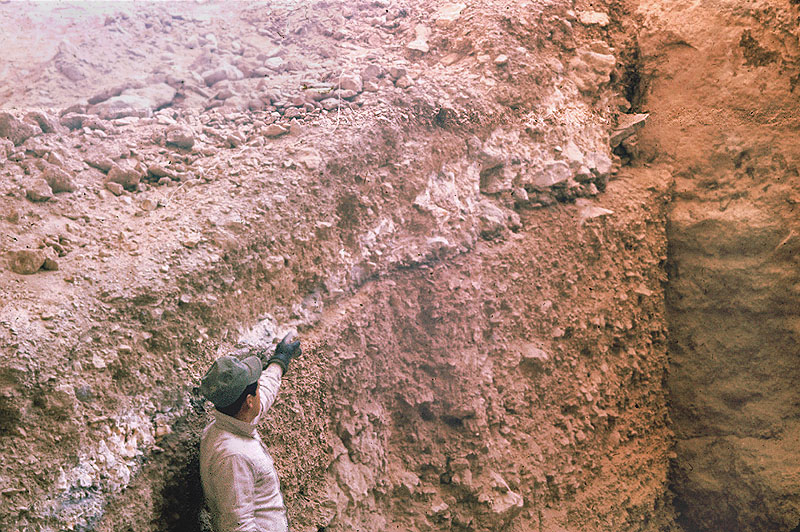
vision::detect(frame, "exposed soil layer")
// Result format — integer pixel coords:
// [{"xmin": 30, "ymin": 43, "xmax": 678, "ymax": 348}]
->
[
  {"xmin": 635, "ymin": 0, "xmax": 800, "ymax": 530},
  {"xmin": 3, "ymin": 0, "xmax": 797, "ymax": 531}
]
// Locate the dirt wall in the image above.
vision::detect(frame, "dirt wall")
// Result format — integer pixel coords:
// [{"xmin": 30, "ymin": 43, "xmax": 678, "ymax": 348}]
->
[
  {"xmin": 0, "ymin": 1, "xmax": 685, "ymax": 531},
  {"xmin": 635, "ymin": 0, "xmax": 800, "ymax": 529}
]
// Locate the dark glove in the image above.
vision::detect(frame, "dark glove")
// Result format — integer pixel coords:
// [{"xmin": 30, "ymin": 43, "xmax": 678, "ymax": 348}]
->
[{"xmin": 267, "ymin": 332, "xmax": 301, "ymax": 375}]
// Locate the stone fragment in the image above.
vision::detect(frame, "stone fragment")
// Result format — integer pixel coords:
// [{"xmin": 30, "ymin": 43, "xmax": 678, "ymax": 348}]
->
[
  {"xmin": 610, "ymin": 113, "xmax": 649, "ymax": 147},
  {"xmin": 26, "ymin": 179, "xmax": 54, "ymax": 202},
  {"xmin": 54, "ymin": 41, "xmax": 87, "ymax": 81},
  {"xmin": 494, "ymin": 54, "xmax": 509, "ymax": 66},
  {"xmin": 512, "ymin": 187, "xmax": 529, "ymax": 204},
  {"xmin": 7, "ymin": 249, "xmax": 46, "ymax": 274},
  {"xmin": 140, "ymin": 198, "xmax": 158, "ymax": 211},
  {"xmin": 264, "ymin": 56, "xmax": 285, "ymax": 71},
  {"xmin": 226, "ymin": 132, "xmax": 246, "ymax": 148},
  {"xmin": 148, "ymin": 163, "xmax": 174, "ymax": 179},
  {"xmin": 520, "ymin": 343, "xmax": 549, "ymax": 362},
  {"xmin": 482, "ymin": 470, "xmax": 524, "ymax": 524},
  {"xmin": 202, "ymin": 64, "xmax": 244, "ymax": 86},
  {"xmin": 105, "ymin": 181, "xmax": 124, "ymax": 196},
  {"xmin": 60, "ymin": 113, "xmax": 88, "ymax": 130},
  {"xmin": 41, "ymin": 247, "xmax": 59, "ymax": 270},
  {"xmin": 395, "ymin": 471, "xmax": 420, "ymax": 496},
  {"xmin": 107, "ymin": 160, "xmax": 146, "ymax": 190},
  {"xmin": 579, "ymin": 201, "xmax": 614, "ymax": 221},
  {"xmin": 388, "ymin": 66, "xmax": 406, "ymax": 81},
  {"xmin": 264, "ymin": 124, "xmax": 289, "ymax": 138},
  {"xmin": 182, "ymin": 234, "xmax": 201, "ymax": 248},
  {"xmin": 87, "ymin": 82, "xmax": 141, "ymax": 105},
  {"xmin": 529, "ymin": 160, "xmax": 571, "ymax": 188},
  {"xmin": 338, "ymin": 73, "xmax": 363, "ymax": 93},
  {"xmin": 407, "ymin": 24, "xmax": 431, "ymax": 53},
  {"xmin": 578, "ymin": 10, "xmax": 610, "ymax": 26},
  {"xmin": 563, "ymin": 140, "xmax": 585, "ymax": 168},
  {"xmin": 435, "ymin": 3, "xmax": 466, "ymax": 26},
  {"xmin": 42, "ymin": 165, "xmax": 75, "ymax": 193},
  {"xmin": 477, "ymin": 200, "xmax": 508, "ymax": 239},
  {"xmin": 569, "ymin": 48, "xmax": 616, "ymax": 93},
  {"xmin": 91, "ymin": 83, "xmax": 176, "ymax": 119},
  {"xmin": 86, "ymin": 156, "xmax": 114, "ymax": 173},
  {"xmin": 395, "ymin": 76, "xmax": 413, "ymax": 89},
  {"xmin": 165, "ymin": 125, "xmax": 195, "ymax": 149},
  {"xmin": 588, "ymin": 151, "xmax": 613, "ymax": 178},
  {"xmin": 25, "ymin": 111, "xmax": 59, "ymax": 133},
  {"xmin": 320, "ymin": 99, "xmax": 339, "ymax": 111},
  {"xmin": 334, "ymin": 89, "xmax": 358, "ymax": 100},
  {"xmin": 0, "ymin": 138, "xmax": 12, "ymax": 158},
  {"xmin": 361, "ymin": 64, "xmax": 381, "ymax": 81},
  {"xmin": 0, "ymin": 112, "xmax": 40, "ymax": 146},
  {"xmin": 304, "ymin": 86, "xmax": 334, "ymax": 101}
]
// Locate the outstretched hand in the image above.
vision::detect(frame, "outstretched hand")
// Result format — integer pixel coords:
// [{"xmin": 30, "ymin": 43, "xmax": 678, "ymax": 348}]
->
[{"xmin": 267, "ymin": 332, "xmax": 302, "ymax": 374}]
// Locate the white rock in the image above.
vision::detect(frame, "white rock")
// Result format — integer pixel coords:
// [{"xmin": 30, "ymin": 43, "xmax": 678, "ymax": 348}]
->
[
  {"xmin": 578, "ymin": 11, "xmax": 610, "ymax": 26},
  {"xmin": 529, "ymin": 160, "xmax": 571, "ymax": 188},
  {"xmin": 338, "ymin": 73, "xmax": 363, "ymax": 93},
  {"xmin": 407, "ymin": 24, "xmax": 432, "ymax": 53},
  {"xmin": 264, "ymin": 56, "xmax": 285, "ymax": 71},
  {"xmin": 435, "ymin": 3, "xmax": 467, "ymax": 26}
]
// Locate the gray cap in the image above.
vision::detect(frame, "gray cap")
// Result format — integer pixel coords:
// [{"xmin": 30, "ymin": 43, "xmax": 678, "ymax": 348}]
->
[{"xmin": 200, "ymin": 355, "xmax": 262, "ymax": 409}]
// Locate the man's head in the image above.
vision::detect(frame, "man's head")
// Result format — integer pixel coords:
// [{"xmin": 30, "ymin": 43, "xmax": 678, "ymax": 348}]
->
[{"xmin": 200, "ymin": 355, "xmax": 262, "ymax": 419}]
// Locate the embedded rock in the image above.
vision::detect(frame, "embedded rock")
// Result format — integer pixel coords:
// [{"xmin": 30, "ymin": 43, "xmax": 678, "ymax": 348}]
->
[
  {"xmin": 91, "ymin": 84, "xmax": 176, "ymax": 119},
  {"xmin": 42, "ymin": 165, "xmax": 76, "ymax": 193},
  {"xmin": 25, "ymin": 179, "xmax": 54, "ymax": 202},
  {"xmin": 165, "ymin": 126, "xmax": 195, "ymax": 149},
  {"xmin": 0, "ymin": 112, "xmax": 40, "ymax": 146},
  {"xmin": 569, "ymin": 48, "xmax": 616, "ymax": 93},
  {"xmin": 7, "ymin": 249, "xmax": 47, "ymax": 274},
  {"xmin": 107, "ymin": 160, "xmax": 146, "ymax": 190}
]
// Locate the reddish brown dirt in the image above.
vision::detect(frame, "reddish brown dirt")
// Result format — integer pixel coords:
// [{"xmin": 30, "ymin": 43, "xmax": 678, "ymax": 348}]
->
[{"xmin": 5, "ymin": 0, "xmax": 796, "ymax": 531}]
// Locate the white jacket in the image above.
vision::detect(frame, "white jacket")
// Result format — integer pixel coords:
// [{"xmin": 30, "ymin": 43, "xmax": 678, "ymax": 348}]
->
[{"xmin": 200, "ymin": 363, "xmax": 289, "ymax": 532}]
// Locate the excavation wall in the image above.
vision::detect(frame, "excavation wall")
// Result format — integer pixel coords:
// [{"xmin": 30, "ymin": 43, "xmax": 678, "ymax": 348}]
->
[
  {"xmin": 0, "ymin": 1, "xmax": 683, "ymax": 531},
  {"xmin": 636, "ymin": 0, "xmax": 800, "ymax": 530}
]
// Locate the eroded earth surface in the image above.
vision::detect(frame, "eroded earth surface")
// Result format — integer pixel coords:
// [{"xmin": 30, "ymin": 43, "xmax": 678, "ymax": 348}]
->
[{"xmin": 0, "ymin": 1, "xmax": 798, "ymax": 531}]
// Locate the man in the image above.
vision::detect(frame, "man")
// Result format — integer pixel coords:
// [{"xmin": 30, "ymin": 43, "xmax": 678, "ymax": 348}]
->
[{"xmin": 199, "ymin": 333, "xmax": 302, "ymax": 532}]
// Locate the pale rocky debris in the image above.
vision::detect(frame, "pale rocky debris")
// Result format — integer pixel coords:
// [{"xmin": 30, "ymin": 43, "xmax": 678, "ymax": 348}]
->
[
  {"xmin": 165, "ymin": 125, "xmax": 195, "ymax": 149},
  {"xmin": 25, "ymin": 178, "xmax": 54, "ymax": 202},
  {"xmin": 435, "ymin": 3, "xmax": 467, "ymax": 26},
  {"xmin": 610, "ymin": 113, "xmax": 649, "ymax": 147},
  {"xmin": 569, "ymin": 48, "xmax": 616, "ymax": 93},
  {"xmin": 105, "ymin": 182, "xmax": 124, "ymax": 196},
  {"xmin": 0, "ymin": 112, "xmax": 41, "ymax": 146},
  {"xmin": 91, "ymin": 84, "xmax": 177, "ymax": 119},
  {"xmin": 407, "ymin": 24, "xmax": 432, "ymax": 53},
  {"xmin": 107, "ymin": 160, "xmax": 146, "ymax": 190},
  {"xmin": 578, "ymin": 10, "xmax": 611, "ymax": 26},
  {"xmin": 41, "ymin": 165, "xmax": 76, "ymax": 193}
]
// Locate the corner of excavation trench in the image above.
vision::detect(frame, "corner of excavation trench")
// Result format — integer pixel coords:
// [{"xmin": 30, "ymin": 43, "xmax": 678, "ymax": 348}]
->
[{"xmin": 0, "ymin": 0, "xmax": 798, "ymax": 531}]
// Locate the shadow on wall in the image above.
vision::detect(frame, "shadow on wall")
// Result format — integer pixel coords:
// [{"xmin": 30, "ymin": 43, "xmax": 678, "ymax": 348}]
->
[{"xmin": 152, "ymin": 417, "xmax": 211, "ymax": 532}]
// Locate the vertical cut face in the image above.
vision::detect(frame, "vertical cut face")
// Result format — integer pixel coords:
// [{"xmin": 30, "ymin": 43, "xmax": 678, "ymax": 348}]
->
[{"xmin": 636, "ymin": 0, "xmax": 800, "ymax": 529}]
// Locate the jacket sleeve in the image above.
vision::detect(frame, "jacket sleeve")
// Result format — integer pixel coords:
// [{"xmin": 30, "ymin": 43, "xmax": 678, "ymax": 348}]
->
[
  {"xmin": 211, "ymin": 454, "xmax": 258, "ymax": 532},
  {"xmin": 258, "ymin": 363, "xmax": 283, "ymax": 413}
]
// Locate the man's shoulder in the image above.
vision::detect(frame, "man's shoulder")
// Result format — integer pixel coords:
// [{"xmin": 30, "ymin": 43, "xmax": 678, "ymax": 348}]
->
[{"xmin": 201, "ymin": 424, "xmax": 257, "ymax": 456}]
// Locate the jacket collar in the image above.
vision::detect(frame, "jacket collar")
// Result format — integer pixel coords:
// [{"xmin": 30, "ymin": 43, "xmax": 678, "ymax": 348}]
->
[{"xmin": 211, "ymin": 404, "xmax": 262, "ymax": 439}]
